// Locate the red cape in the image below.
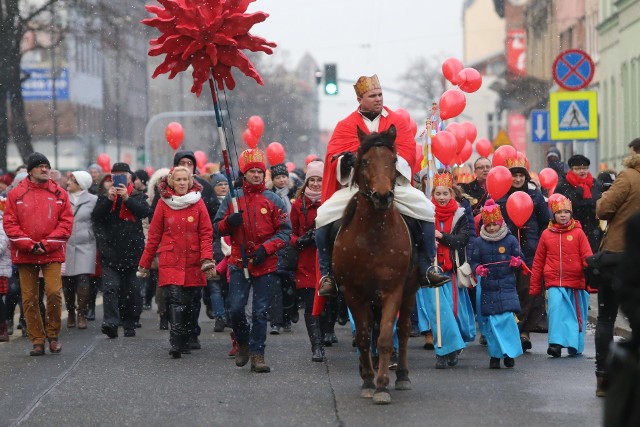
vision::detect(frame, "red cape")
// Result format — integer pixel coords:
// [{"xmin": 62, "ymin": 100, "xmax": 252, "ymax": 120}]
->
[{"xmin": 313, "ymin": 107, "xmax": 416, "ymax": 315}]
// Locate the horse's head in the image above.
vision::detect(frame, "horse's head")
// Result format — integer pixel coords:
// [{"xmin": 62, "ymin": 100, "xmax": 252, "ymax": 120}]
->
[{"xmin": 354, "ymin": 125, "xmax": 398, "ymax": 211}]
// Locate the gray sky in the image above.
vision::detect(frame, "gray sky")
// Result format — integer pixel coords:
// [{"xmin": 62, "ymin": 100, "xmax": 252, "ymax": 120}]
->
[{"xmin": 248, "ymin": 0, "xmax": 465, "ymax": 130}]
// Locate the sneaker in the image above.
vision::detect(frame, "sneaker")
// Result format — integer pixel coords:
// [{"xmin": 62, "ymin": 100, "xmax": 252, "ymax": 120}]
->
[
  {"xmin": 504, "ymin": 357, "xmax": 515, "ymax": 368},
  {"xmin": 214, "ymin": 316, "xmax": 225, "ymax": 333},
  {"xmin": 101, "ymin": 323, "xmax": 118, "ymax": 339},
  {"xmin": 283, "ymin": 322, "xmax": 292, "ymax": 333},
  {"xmin": 317, "ymin": 276, "xmax": 338, "ymax": 297},
  {"xmin": 270, "ymin": 325, "xmax": 281, "ymax": 335},
  {"xmin": 547, "ymin": 344, "xmax": 562, "ymax": 358},
  {"xmin": 489, "ymin": 357, "xmax": 500, "ymax": 369},
  {"xmin": 124, "ymin": 329, "xmax": 136, "ymax": 338}
]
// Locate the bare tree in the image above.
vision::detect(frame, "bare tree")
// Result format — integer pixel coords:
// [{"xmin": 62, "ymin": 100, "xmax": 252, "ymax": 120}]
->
[{"xmin": 398, "ymin": 55, "xmax": 446, "ymax": 112}]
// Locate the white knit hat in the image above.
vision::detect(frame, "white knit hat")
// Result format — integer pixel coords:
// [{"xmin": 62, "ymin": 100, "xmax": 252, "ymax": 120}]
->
[{"xmin": 71, "ymin": 171, "xmax": 93, "ymax": 191}]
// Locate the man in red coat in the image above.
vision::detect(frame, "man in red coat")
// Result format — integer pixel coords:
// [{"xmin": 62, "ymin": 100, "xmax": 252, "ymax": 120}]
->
[
  {"xmin": 314, "ymin": 75, "xmax": 448, "ymax": 298},
  {"xmin": 3, "ymin": 153, "xmax": 73, "ymax": 356}
]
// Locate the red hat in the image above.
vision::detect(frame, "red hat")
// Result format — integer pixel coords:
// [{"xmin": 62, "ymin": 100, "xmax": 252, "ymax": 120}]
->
[{"xmin": 240, "ymin": 149, "xmax": 266, "ymax": 174}]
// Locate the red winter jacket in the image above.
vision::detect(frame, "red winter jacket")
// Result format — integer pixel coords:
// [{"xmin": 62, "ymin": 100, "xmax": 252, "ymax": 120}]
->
[
  {"xmin": 139, "ymin": 194, "xmax": 213, "ymax": 287},
  {"xmin": 290, "ymin": 196, "xmax": 320, "ymax": 290},
  {"xmin": 530, "ymin": 220, "xmax": 593, "ymax": 295},
  {"xmin": 3, "ymin": 178, "xmax": 73, "ymax": 264},
  {"xmin": 214, "ymin": 181, "xmax": 291, "ymax": 277}
]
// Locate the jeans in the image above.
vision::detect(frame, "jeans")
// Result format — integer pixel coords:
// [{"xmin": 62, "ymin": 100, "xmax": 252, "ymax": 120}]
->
[
  {"xmin": 102, "ymin": 266, "xmax": 139, "ymax": 330},
  {"xmin": 595, "ymin": 283, "xmax": 620, "ymax": 371},
  {"xmin": 227, "ymin": 267, "xmax": 273, "ymax": 354},
  {"xmin": 315, "ymin": 224, "xmax": 332, "ymax": 277},
  {"xmin": 209, "ymin": 280, "xmax": 226, "ymax": 318},
  {"xmin": 18, "ymin": 263, "xmax": 63, "ymax": 345}
]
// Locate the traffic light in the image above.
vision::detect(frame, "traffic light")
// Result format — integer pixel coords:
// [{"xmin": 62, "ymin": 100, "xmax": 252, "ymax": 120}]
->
[{"xmin": 324, "ymin": 64, "xmax": 338, "ymax": 95}]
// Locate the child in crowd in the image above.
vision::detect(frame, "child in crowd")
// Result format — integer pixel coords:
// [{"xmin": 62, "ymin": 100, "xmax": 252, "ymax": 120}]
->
[
  {"xmin": 530, "ymin": 195, "xmax": 592, "ymax": 358},
  {"xmin": 471, "ymin": 199, "xmax": 523, "ymax": 368}
]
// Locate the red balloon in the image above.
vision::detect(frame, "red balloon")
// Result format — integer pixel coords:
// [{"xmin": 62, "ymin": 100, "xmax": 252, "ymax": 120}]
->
[
  {"xmin": 439, "ymin": 90, "xmax": 466, "ymax": 120},
  {"xmin": 442, "ymin": 57, "xmax": 464, "ymax": 85},
  {"xmin": 415, "ymin": 143, "xmax": 424, "ymax": 165},
  {"xmin": 165, "ymin": 122, "xmax": 184, "ymax": 150},
  {"xmin": 461, "ymin": 121, "xmax": 477, "ymax": 143},
  {"xmin": 247, "ymin": 115, "xmax": 265, "ymax": 138},
  {"xmin": 539, "ymin": 168, "xmax": 559, "ymax": 192},
  {"xmin": 285, "ymin": 161, "xmax": 296, "ymax": 173},
  {"xmin": 456, "ymin": 68, "xmax": 483, "ymax": 93},
  {"xmin": 492, "ymin": 145, "xmax": 517, "ymax": 167},
  {"xmin": 446, "ymin": 122, "xmax": 467, "ymax": 153},
  {"xmin": 203, "ymin": 162, "xmax": 216, "ymax": 173},
  {"xmin": 506, "ymin": 191, "xmax": 534, "ymax": 228},
  {"xmin": 409, "ymin": 119, "xmax": 418, "ymax": 138},
  {"xmin": 243, "ymin": 128, "xmax": 259, "ymax": 149},
  {"xmin": 395, "ymin": 108, "xmax": 411, "ymax": 123},
  {"xmin": 475, "ymin": 138, "xmax": 493, "ymax": 158},
  {"xmin": 458, "ymin": 140, "xmax": 473, "ymax": 164},
  {"xmin": 486, "ymin": 166, "xmax": 513, "ymax": 200},
  {"xmin": 194, "ymin": 150, "xmax": 207, "ymax": 170},
  {"xmin": 145, "ymin": 166, "xmax": 155, "ymax": 176},
  {"xmin": 266, "ymin": 142, "xmax": 286, "ymax": 165},
  {"xmin": 97, "ymin": 153, "xmax": 111, "ymax": 172},
  {"xmin": 431, "ymin": 131, "xmax": 458, "ymax": 166}
]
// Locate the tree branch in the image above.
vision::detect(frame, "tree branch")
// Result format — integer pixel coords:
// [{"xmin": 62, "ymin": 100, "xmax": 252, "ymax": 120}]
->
[{"xmin": 21, "ymin": 0, "xmax": 59, "ymax": 24}]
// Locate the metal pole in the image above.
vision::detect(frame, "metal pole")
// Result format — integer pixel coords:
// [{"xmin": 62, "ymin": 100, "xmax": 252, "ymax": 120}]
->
[{"xmin": 51, "ymin": 4, "xmax": 58, "ymax": 168}]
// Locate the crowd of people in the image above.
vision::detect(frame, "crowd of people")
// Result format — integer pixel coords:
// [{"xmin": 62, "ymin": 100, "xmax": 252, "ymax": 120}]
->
[{"xmin": 1, "ymin": 75, "xmax": 639, "ymax": 407}]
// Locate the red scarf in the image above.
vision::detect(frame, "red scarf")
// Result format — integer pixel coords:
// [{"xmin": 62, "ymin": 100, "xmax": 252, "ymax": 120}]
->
[
  {"xmin": 565, "ymin": 171, "xmax": 593, "ymax": 199},
  {"xmin": 548, "ymin": 218, "xmax": 576, "ymax": 233},
  {"xmin": 111, "ymin": 183, "xmax": 136, "ymax": 222},
  {"xmin": 432, "ymin": 197, "xmax": 459, "ymax": 272}
]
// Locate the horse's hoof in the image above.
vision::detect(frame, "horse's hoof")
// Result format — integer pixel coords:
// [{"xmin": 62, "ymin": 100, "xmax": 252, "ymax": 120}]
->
[
  {"xmin": 361, "ymin": 388, "xmax": 375, "ymax": 399},
  {"xmin": 395, "ymin": 380, "xmax": 412, "ymax": 390},
  {"xmin": 373, "ymin": 391, "xmax": 391, "ymax": 404}
]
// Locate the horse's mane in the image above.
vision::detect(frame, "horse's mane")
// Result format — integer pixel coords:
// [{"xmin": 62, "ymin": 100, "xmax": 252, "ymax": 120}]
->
[{"xmin": 342, "ymin": 126, "xmax": 397, "ymax": 227}]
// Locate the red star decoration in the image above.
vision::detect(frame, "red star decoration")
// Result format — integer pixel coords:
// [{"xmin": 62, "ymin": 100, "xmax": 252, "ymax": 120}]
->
[{"xmin": 142, "ymin": 0, "xmax": 276, "ymax": 96}]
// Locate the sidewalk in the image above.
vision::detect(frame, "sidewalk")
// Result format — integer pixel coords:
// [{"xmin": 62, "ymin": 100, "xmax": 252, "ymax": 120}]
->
[{"xmin": 587, "ymin": 293, "xmax": 632, "ymax": 338}]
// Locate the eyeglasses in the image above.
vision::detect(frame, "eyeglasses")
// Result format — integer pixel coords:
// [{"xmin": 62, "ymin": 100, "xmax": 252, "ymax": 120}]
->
[
  {"xmin": 571, "ymin": 166, "xmax": 589, "ymax": 171},
  {"xmin": 475, "ymin": 165, "xmax": 491, "ymax": 170}
]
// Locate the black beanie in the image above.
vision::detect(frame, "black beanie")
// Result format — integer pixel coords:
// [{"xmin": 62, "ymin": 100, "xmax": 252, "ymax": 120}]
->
[
  {"xmin": 270, "ymin": 163, "xmax": 288, "ymax": 179},
  {"xmin": 27, "ymin": 152, "xmax": 51, "ymax": 172},
  {"xmin": 134, "ymin": 169, "xmax": 150, "ymax": 185},
  {"xmin": 173, "ymin": 150, "xmax": 196, "ymax": 167},
  {"xmin": 567, "ymin": 154, "xmax": 590, "ymax": 168},
  {"xmin": 111, "ymin": 162, "xmax": 131, "ymax": 174}
]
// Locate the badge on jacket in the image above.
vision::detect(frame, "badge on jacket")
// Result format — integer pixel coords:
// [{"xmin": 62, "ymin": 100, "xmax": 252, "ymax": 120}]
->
[
  {"xmin": 498, "ymin": 246, "xmax": 506, "ymax": 254},
  {"xmin": 566, "ymin": 235, "xmax": 573, "ymax": 241},
  {"xmin": 260, "ymin": 208, "xmax": 267, "ymax": 214},
  {"xmin": 187, "ymin": 216, "xmax": 194, "ymax": 222}
]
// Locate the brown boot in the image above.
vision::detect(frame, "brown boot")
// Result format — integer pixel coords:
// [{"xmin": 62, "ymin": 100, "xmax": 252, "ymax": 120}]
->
[
  {"xmin": 318, "ymin": 276, "xmax": 337, "ymax": 297},
  {"xmin": 596, "ymin": 371, "xmax": 606, "ymax": 397},
  {"xmin": 423, "ymin": 331, "xmax": 434, "ymax": 350},
  {"xmin": 250, "ymin": 353, "xmax": 271, "ymax": 373},
  {"xmin": 77, "ymin": 286, "xmax": 90, "ymax": 330},
  {"xmin": 235, "ymin": 343, "xmax": 250, "ymax": 367},
  {"xmin": 67, "ymin": 310, "xmax": 76, "ymax": 328}
]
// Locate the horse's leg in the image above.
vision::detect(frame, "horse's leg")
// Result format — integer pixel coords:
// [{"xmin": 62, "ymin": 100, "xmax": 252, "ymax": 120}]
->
[
  {"xmin": 350, "ymin": 301, "xmax": 375, "ymax": 398},
  {"xmin": 373, "ymin": 290, "xmax": 402, "ymax": 405},
  {"xmin": 395, "ymin": 287, "xmax": 417, "ymax": 391}
]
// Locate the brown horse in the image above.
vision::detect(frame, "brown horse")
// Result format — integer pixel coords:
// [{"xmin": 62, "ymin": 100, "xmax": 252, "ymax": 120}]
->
[{"xmin": 333, "ymin": 125, "xmax": 419, "ymax": 404}]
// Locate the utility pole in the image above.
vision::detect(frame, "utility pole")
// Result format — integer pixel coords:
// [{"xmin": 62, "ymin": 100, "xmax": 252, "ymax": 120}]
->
[{"xmin": 50, "ymin": 3, "xmax": 59, "ymax": 168}]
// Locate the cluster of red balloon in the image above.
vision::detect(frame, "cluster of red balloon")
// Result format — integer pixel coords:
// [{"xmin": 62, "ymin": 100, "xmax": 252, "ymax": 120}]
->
[
  {"xmin": 439, "ymin": 58, "xmax": 482, "ymax": 121},
  {"xmin": 431, "ymin": 120, "xmax": 478, "ymax": 167},
  {"xmin": 165, "ymin": 122, "xmax": 184, "ymax": 150},
  {"xmin": 96, "ymin": 153, "xmax": 111, "ymax": 172},
  {"xmin": 243, "ymin": 115, "xmax": 264, "ymax": 149}
]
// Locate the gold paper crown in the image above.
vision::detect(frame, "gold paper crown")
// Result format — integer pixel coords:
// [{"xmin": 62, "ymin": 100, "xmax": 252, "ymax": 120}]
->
[
  {"xmin": 240, "ymin": 148, "xmax": 266, "ymax": 173},
  {"xmin": 433, "ymin": 172, "xmax": 453, "ymax": 189},
  {"xmin": 353, "ymin": 74, "xmax": 381, "ymax": 97},
  {"xmin": 505, "ymin": 155, "xmax": 528, "ymax": 170},
  {"xmin": 481, "ymin": 204, "xmax": 504, "ymax": 225},
  {"xmin": 550, "ymin": 196, "xmax": 572, "ymax": 214}
]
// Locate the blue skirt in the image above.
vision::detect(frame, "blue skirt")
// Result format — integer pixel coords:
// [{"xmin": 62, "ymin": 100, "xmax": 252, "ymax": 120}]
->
[
  {"xmin": 476, "ymin": 279, "xmax": 523, "ymax": 359},
  {"xmin": 547, "ymin": 287, "xmax": 589, "ymax": 354},
  {"xmin": 416, "ymin": 272, "xmax": 474, "ymax": 356}
]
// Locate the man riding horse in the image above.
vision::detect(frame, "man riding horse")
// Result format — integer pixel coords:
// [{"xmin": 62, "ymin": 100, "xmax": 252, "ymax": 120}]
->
[{"xmin": 315, "ymin": 74, "xmax": 449, "ymax": 296}]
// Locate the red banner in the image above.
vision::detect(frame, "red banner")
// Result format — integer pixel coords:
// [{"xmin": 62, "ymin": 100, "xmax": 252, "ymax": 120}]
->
[
  {"xmin": 508, "ymin": 113, "xmax": 526, "ymax": 152},
  {"xmin": 507, "ymin": 29, "xmax": 526, "ymax": 77}
]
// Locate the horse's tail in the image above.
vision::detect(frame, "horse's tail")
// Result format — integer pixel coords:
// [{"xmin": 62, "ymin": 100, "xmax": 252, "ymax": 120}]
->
[{"xmin": 341, "ymin": 194, "xmax": 359, "ymax": 227}]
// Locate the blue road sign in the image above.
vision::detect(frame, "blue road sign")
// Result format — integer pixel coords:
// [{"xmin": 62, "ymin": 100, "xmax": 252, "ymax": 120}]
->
[
  {"xmin": 552, "ymin": 49, "xmax": 594, "ymax": 91},
  {"xmin": 21, "ymin": 68, "xmax": 69, "ymax": 101},
  {"xmin": 531, "ymin": 110, "xmax": 550, "ymax": 143},
  {"xmin": 549, "ymin": 91, "xmax": 598, "ymax": 140}
]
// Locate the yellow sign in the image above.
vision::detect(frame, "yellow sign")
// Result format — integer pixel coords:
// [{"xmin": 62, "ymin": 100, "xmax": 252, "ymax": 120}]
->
[
  {"xmin": 492, "ymin": 129, "xmax": 511, "ymax": 149},
  {"xmin": 549, "ymin": 91, "xmax": 598, "ymax": 140}
]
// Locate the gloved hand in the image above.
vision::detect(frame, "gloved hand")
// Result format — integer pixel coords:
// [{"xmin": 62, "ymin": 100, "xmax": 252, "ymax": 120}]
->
[
  {"xmin": 226, "ymin": 212, "xmax": 244, "ymax": 228},
  {"xmin": 475, "ymin": 265, "xmax": 489, "ymax": 277},
  {"xmin": 296, "ymin": 229, "xmax": 316, "ymax": 249},
  {"xmin": 340, "ymin": 152, "xmax": 357, "ymax": 176},
  {"xmin": 136, "ymin": 266, "xmax": 150, "ymax": 279},
  {"xmin": 509, "ymin": 256, "xmax": 522, "ymax": 268},
  {"xmin": 251, "ymin": 246, "xmax": 268, "ymax": 265},
  {"xmin": 205, "ymin": 268, "xmax": 219, "ymax": 280},
  {"xmin": 201, "ymin": 259, "xmax": 215, "ymax": 272}
]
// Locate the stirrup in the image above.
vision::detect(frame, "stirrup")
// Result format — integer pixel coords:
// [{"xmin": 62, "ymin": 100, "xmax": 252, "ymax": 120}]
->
[
  {"xmin": 318, "ymin": 275, "xmax": 338, "ymax": 297},
  {"xmin": 420, "ymin": 265, "xmax": 449, "ymax": 288}
]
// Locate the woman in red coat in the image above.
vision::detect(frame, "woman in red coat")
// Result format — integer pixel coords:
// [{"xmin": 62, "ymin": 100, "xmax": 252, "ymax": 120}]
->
[
  {"xmin": 138, "ymin": 166, "xmax": 215, "ymax": 358},
  {"xmin": 290, "ymin": 160, "xmax": 325, "ymax": 362}
]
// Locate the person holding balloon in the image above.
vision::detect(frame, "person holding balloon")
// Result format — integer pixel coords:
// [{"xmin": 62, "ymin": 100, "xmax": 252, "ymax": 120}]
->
[
  {"xmin": 416, "ymin": 172, "xmax": 475, "ymax": 369},
  {"xmin": 494, "ymin": 155, "xmax": 551, "ymax": 352},
  {"xmin": 553, "ymin": 154, "xmax": 603, "ymax": 252},
  {"xmin": 530, "ymin": 195, "xmax": 593, "ymax": 358}
]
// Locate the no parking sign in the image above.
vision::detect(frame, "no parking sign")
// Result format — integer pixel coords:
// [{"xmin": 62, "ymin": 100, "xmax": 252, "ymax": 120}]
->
[{"xmin": 552, "ymin": 50, "xmax": 594, "ymax": 91}]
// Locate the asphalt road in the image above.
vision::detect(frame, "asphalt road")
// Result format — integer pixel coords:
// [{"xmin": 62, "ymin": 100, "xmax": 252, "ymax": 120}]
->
[{"xmin": 0, "ymin": 305, "xmax": 603, "ymax": 427}]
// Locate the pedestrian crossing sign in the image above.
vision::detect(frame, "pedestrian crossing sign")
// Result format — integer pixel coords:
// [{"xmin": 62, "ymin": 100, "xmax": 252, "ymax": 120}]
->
[{"xmin": 549, "ymin": 91, "xmax": 598, "ymax": 140}]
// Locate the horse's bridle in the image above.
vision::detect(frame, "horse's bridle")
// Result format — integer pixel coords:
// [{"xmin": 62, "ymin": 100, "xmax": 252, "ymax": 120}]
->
[{"xmin": 358, "ymin": 151, "xmax": 398, "ymax": 202}]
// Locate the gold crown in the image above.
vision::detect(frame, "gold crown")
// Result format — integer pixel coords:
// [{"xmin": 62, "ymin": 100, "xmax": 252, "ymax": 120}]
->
[
  {"xmin": 240, "ymin": 149, "xmax": 266, "ymax": 172},
  {"xmin": 481, "ymin": 205, "xmax": 504, "ymax": 225},
  {"xmin": 353, "ymin": 74, "xmax": 381, "ymax": 97},
  {"xmin": 550, "ymin": 196, "xmax": 572, "ymax": 214},
  {"xmin": 433, "ymin": 172, "xmax": 453, "ymax": 188},
  {"xmin": 505, "ymin": 155, "xmax": 528, "ymax": 170}
]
